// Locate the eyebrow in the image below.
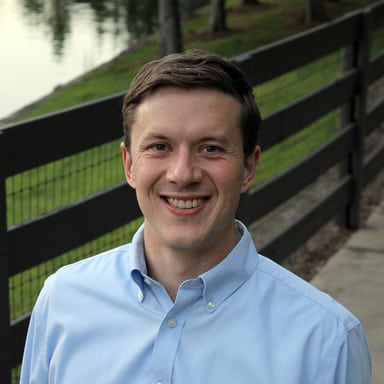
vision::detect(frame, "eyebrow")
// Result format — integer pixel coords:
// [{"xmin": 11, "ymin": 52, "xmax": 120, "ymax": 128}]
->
[
  {"xmin": 140, "ymin": 130, "xmax": 231, "ymax": 143},
  {"xmin": 142, "ymin": 132, "xmax": 168, "ymax": 140},
  {"xmin": 137, "ymin": 132, "xmax": 169, "ymax": 144},
  {"xmin": 198, "ymin": 135, "xmax": 231, "ymax": 146}
]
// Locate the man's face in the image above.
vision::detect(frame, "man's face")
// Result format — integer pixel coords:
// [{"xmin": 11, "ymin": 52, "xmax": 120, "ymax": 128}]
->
[{"xmin": 121, "ymin": 87, "xmax": 259, "ymax": 258}]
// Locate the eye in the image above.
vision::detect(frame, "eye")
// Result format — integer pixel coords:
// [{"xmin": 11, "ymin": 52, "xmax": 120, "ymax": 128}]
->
[
  {"xmin": 201, "ymin": 145, "xmax": 223, "ymax": 155},
  {"xmin": 150, "ymin": 143, "xmax": 168, "ymax": 152}
]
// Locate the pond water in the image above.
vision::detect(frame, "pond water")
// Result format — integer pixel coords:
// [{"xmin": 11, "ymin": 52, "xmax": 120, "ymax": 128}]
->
[{"xmin": 0, "ymin": 0, "xmax": 136, "ymax": 120}]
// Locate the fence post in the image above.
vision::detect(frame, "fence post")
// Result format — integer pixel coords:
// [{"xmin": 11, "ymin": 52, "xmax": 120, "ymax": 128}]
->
[
  {"xmin": 340, "ymin": 44, "xmax": 358, "ymax": 127},
  {"xmin": 0, "ymin": 131, "xmax": 11, "ymax": 383},
  {"xmin": 338, "ymin": 43, "xmax": 358, "ymax": 227},
  {"xmin": 347, "ymin": 10, "xmax": 370, "ymax": 229}
]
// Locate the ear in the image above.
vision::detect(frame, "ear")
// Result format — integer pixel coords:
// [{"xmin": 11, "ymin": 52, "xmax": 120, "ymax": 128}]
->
[
  {"xmin": 241, "ymin": 146, "xmax": 260, "ymax": 193},
  {"xmin": 120, "ymin": 142, "xmax": 136, "ymax": 189}
]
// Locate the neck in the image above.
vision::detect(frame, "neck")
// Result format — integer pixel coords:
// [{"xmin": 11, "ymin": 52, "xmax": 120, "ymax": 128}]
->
[
  {"xmin": 145, "ymin": 249, "xmax": 219, "ymax": 301},
  {"xmin": 143, "ymin": 226, "xmax": 239, "ymax": 301}
]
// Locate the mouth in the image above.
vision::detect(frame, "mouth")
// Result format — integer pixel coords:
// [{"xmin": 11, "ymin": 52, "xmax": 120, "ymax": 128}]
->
[{"xmin": 165, "ymin": 197, "xmax": 206, "ymax": 209}]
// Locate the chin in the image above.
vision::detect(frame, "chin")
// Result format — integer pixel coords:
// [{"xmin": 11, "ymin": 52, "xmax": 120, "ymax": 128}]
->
[{"xmin": 164, "ymin": 229, "xmax": 208, "ymax": 251}]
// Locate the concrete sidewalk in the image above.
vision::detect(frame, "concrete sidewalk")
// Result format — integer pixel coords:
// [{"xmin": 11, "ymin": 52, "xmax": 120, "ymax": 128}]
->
[{"xmin": 311, "ymin": 201, "xmax": 384, "ymax": 384}]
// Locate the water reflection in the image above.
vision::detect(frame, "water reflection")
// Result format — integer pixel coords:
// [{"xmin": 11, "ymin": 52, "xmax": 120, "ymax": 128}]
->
[
  {"xmin": 0, "ymin": 0, "xmax": 207, "ymax": 120},
  {"xmin": 0, "ymin": 0, "xmax": 158, "ymax": 120},
  {"xmin": 21, "ymin": 0, "xmax": 158, "ymax": 57},
  {"xmin": 22, "ymin": 0, "xmax": 44, "ymax": 13},
  {"xmin": 46, "ymin": 0, "xmax": 70, "ymax": 55},
  {"xmin": 22, "ymin": 0, "xmax": 70, "ymax": 56},
  {"xmin": 125, "ymin": 1, "xmax": 158, "ymax": 39}
]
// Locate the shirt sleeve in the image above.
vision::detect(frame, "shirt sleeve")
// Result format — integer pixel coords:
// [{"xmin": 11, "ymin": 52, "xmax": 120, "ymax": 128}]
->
[
  {"xmin": 315, "ymin": 323, "xmax": 371, "ymax": 383},
  {"xmin": 19, "ymin": 279, "xmax": 52, "ymax": 384}
]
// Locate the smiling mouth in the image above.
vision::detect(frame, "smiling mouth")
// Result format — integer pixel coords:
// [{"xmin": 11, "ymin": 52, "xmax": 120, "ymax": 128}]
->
[{"xmin": 166, "ymin": 197, "xmax": 205, "ymax": 209}]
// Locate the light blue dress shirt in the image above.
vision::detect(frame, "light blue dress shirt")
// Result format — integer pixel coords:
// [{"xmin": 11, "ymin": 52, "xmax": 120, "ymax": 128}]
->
[{"xmin": 20, "ymin": 221, "xmax": 371, "ymax": 383}]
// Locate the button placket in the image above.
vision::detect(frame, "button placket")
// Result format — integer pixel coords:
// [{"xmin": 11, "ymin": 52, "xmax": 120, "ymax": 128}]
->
[{"xmin": 149, "ymin": 281, "xmax": 202, "ymax": 384}]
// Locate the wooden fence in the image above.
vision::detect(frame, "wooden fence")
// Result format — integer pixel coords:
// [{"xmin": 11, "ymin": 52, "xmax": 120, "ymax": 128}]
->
[{"xmin": 1, "ymin": 1, "xmax": 384, "ymax": 382}]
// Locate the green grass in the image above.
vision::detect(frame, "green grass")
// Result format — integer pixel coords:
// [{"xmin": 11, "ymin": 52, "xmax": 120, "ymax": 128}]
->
[
  {"xmin": 7, "ymin": 140, "xmax": 123, "ymax": 226},
  {"xmin": 254, "ymin": 111, "xmax": 338, "ymax": 187},
  {"xmin": 7, "ymin": 0, "xmax": 383, "ymax": 320}
]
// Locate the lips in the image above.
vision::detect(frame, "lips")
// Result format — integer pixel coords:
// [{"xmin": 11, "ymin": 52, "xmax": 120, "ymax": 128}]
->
[{"xmin": 166, "ymin": 197, "xmax": 205, "ymax": 209}]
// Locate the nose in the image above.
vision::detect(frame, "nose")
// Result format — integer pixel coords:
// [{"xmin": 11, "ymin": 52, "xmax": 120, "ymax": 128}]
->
[{"xmin": 166, "ymin": 149, "xmax": 202, "ymax": 186}]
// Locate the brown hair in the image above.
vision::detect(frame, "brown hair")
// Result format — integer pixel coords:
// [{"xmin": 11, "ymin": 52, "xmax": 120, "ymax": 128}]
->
[{"xmin": 122, "ymin": 49, "xmax": 261, "ymax": 157}]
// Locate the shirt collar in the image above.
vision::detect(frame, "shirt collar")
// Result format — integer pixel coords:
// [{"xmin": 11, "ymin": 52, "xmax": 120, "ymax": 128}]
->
[
  {"xmin": 200, "ymin": 220, "xmax": 259, "ymax": 312},
  {"xmin": 129, "ymin": 221, "xmax": 260, "ymax": 310},
  {"xmin": 129, "ymin": 224, "xmax": 147, "ymax": 295}
]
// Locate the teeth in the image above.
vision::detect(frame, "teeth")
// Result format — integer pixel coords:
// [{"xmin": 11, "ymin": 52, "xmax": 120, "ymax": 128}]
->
[{"xmin": 167, "ymin": 198, "xmax": 204, "ymax": 209}]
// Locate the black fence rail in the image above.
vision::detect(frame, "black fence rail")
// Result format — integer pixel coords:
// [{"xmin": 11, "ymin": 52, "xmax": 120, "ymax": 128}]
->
[{"xmin": 1, "ymin": 1, "xmax": 384, "ymax": 382}]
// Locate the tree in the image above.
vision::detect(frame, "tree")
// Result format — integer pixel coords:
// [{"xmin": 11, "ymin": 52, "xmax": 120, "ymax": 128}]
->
[
  {"xmin": 305, "ymin": 0, "xmax": 326, "ymax": 23},
  {"xmin": 125, "ymin": 1, "xmax": 158, "ymax": 40},
  {"xmin": 240, "ymin": 0, "xmax": 260, "ymax": 5},
  {"xmin": 158, "ymin": 0, "xmax": 183, "ymax": 57},
  {"xmin": 209, "ymin": 0, "xmax": 227, "ymax": 33}
]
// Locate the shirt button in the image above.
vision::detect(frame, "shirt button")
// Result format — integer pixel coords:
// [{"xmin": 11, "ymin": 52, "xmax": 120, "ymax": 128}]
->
[
  {"xmin": 167, "ymin": 318, "xmax": 178, "ymax": 328},
  {"xmin": 208, "ymin": 301, "xmax": 216, "ymax": 310},
  {"xmin": 144, "ymin": 278, "xmax": 152, "ymax": 285},
  {"xmin": 137, "ymin": 291, "xmax": 143, "ymax": 301}
]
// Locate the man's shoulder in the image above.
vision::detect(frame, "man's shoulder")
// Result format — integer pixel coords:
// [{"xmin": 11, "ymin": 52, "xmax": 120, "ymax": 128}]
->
[
  {"xmin": 254, "ymin": 254, "xmax": 360, "ymax": 332},
  {"xmin": 47, "ymin": 243, "xmax": 133, "ymax": 287},
  {"xmin": 32, "ymin": 242, "xmax": 138, "ymax": 327}
]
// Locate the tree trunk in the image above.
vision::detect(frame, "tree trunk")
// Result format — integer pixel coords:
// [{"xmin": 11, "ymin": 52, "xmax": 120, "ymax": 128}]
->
[
  {"xmin": 158, "ymin": 0, "xmax": 183, "ymax": 57},
  {"xmin": 305, "ymin": 0, "xmax": 326, "ymax": 23},
  {"xmin": 240, "ymin": 0, "xmax": 260, "ymax": 5},
  {"xmin": 209, "ymin": 0, "xmax": 227, "ymax": 33}
]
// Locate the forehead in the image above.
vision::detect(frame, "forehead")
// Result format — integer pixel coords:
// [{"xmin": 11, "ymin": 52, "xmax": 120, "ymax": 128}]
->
[{"xmin": 132, "ymin": 87, "xmax": 242, "ymax": 139}]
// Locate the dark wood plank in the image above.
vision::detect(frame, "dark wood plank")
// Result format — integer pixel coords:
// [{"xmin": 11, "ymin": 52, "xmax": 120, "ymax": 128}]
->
[
  {"xmin": 260, "ymin": 177, "xmax": 351, "ymax": 263},
  {"xmin": 232, "ymin": 12, "xmax": 360, "ymax": 86},
  {"xmin": 369, "ymin": 1, "xmax": 384, "ymax": 30},
  {"xmin": 8, "ymin": 183, "xmax": 141, "ymax": 276},
  {"xmin": 11, "ymin": 315, "xmax": 30, "ymax": 366},
  {"xmin": 368, "ymin": 52, "xmax": 384, "ymax": 85},
  {"xmin": 363, "ymin": 140, "xmax": 384, "ymax": 186},
  {"xmin": 0, "ymin": 133, "xmax": 12, "ymax": 384},
  {"xmin": 366, "ymin": 97, "xmax": 384, "ymax": 135},
  {"xmin": 237, "ymin": 126, "xmax": 354, "ymax": 224},
  {"xmin": 260, "ymin": 70, "xmax": 358, "ymax": 150},
  {"xmin": 2, "ymin": 92, "xmax": 125, "ymax": 177}
]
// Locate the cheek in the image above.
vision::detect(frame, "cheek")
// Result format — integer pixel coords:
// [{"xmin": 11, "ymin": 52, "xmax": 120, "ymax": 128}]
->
[
  {"xmin": 214, "ymin": 164, "xmax": 244, "ymax": 192},
  {"xmin": 131, "ymin": 160, "xmax": 163, "ymax": 190}
]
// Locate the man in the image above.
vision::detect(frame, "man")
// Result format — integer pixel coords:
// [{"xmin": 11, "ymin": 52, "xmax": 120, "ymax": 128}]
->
[{"xmin": 20, "ymin": 49, "xmax": 371, "ymax": 383}]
